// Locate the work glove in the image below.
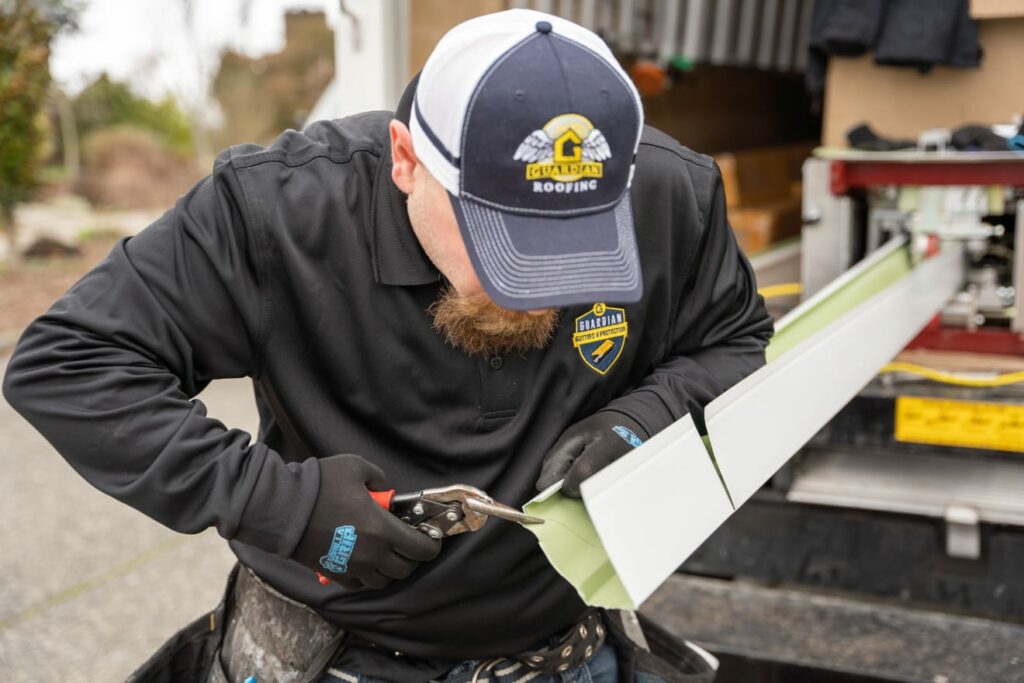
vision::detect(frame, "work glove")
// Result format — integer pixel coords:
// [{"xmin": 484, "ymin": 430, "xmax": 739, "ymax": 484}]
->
[
  {"xmin": 536, "ymin": 411, "xmax": 647, "ymax": 498},
  {"xmin": 292, "ymin": 454, "xmax": 441, "ymax": 590}
]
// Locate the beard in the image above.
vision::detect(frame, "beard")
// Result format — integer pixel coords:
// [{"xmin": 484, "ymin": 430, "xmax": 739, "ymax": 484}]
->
[{"xmin": 428, "ymin": 286, "xmax": 561, "ymax": 357}]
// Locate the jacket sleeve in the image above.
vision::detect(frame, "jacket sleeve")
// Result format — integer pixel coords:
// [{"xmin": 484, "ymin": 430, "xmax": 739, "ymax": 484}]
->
[
  {"xmin": 603, "ymin": 162, "xmax": 774, "ymax": 436},
  {"xmin": 2, "ymin": 156, "xmax": 318, "ymax": 557}
]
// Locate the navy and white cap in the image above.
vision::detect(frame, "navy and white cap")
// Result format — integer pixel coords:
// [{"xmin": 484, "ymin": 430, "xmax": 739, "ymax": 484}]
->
[{"xmin": 411, "ymin": 9, "xmax": 644, "ymax": 310}]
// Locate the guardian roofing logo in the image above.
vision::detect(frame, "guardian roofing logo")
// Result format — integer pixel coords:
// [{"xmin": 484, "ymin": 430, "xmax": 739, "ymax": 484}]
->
[
  {"xmin": 573, "ymin": 303, "xmax": 628, "ymax": 375},
  {"xmin": 513, "ymin": 114, "xmax": 611, "ymax": 194}
]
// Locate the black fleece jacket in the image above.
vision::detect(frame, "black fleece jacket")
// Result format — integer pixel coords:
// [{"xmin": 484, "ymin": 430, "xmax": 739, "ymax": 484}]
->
[{"xmin": 3, "ymin": 112, "xmax": 772, "ymax": 662}]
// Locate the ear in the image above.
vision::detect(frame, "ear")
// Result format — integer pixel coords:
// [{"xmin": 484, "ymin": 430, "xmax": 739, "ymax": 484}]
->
[{"xmin": 390, "ymin": 120, "xmax": 418, "ymax": 194}]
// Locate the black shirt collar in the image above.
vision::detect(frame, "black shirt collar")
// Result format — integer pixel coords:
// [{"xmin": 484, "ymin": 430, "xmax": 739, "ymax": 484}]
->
[{"xmin": 370, "ymin": 141, "xmax": 441, "ymax": 287}]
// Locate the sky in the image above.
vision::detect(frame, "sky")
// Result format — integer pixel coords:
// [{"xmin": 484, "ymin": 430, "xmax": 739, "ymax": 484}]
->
[{"xmin": 51, "ymin": 0, "xmax": 326, "ymax": 112}]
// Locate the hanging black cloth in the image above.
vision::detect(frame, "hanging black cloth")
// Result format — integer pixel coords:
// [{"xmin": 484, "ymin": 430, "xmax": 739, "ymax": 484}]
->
[{"xmin": 806, "ymin": 0, "xmax": 982, "ymax": 102}]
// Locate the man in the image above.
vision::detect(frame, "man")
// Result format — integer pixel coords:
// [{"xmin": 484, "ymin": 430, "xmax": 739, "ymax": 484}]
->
[{"xmin": 3, "ymin": 10, "xmax": 771, "ymax": 683}]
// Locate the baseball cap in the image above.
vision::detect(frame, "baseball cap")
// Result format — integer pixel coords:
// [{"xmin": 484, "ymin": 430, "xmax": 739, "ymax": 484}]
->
[{"xmin": 410, "ymin": 9, "xmax": 645, "ymax": 310}]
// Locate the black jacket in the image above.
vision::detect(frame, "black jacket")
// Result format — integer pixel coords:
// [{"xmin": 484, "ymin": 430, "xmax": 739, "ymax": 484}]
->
[
  {"xmin": 806, "ymin": 0, "xmax": 981, "ymax": 99},
  {"xmin": 3, "ymin": 112, "xmax": 772, "ymax": 661}
]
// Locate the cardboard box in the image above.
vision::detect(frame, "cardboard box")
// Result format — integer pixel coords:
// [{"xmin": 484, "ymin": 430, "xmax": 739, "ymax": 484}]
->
[
  {"xmin": 715, "ymin": 143, "xmax": 811, "ymax": 254},
  {"xmin": 970, "ymin": 0, "xmax": 1024, "ymax": 19},
  {"xmin": 716, "ymin": 143, "xmax": 815, "ymax": 208},
  {"xmin": 729, "ymin": 200, "xmax": 803, "ymax": 254}
]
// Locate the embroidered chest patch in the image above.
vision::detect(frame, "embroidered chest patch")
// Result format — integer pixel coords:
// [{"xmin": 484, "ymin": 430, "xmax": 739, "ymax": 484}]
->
[{"xmin": 572, "ymin": 303, "xmax": 628, "ymax": 375}]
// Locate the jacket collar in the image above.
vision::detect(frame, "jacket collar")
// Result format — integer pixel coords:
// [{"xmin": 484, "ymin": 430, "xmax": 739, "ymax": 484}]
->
[{"xmin": 370, "ymin": 142, "xmax": 441, "ymax": 287}]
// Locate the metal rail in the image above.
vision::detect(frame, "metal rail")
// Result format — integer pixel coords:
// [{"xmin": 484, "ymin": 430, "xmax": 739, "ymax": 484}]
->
[{"xmin": 581, "ymin": 243, "xmax": 966, "ymax": 607}]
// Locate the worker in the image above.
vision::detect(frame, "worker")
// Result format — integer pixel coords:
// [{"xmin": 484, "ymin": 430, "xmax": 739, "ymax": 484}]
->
[{"xmin": 3, "ymin": 10, "xmax": 772, "ymax": 683}]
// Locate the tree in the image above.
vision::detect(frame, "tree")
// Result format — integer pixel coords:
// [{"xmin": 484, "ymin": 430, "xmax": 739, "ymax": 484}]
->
[
  {"xmin": 0, "ymin": 0, "xmax": 78, "ymax": 262},
  {"xmin": 73, "ymin": 74, "xmax": 194, "ymax": 156}
]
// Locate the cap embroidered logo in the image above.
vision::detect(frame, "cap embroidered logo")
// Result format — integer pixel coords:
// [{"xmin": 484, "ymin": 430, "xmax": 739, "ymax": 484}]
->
[{"xmin": 515, "ymin": 114, "xmax": 612, "ymax": 194}]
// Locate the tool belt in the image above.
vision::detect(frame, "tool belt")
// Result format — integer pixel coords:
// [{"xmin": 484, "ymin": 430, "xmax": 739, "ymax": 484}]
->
[
  {"xmin": 212, "ymin": 566, "xmax": 347, "ymax": 683},
  {"xmin": 126, "ymin": 565, "xmax": 341, "ymax": 683},
  {"xmin": 127, "ymin": 564, "xmax": 716, "ymax": 683}
]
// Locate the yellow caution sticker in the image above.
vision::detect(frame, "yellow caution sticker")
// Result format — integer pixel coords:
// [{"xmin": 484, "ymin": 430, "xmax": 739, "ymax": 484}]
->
[{"xmin": 895, "ymin": 396, "xmax": 1024, "ymax": 453}]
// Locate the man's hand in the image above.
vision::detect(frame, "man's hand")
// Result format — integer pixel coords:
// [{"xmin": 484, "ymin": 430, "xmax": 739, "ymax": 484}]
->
[
  {"xmin": 292, "ymin": 454, "xmax": 441, "ymax": 590},
  {"xmin": 536, "ymin": 412, "xmax": 647, "ymax": 498}
]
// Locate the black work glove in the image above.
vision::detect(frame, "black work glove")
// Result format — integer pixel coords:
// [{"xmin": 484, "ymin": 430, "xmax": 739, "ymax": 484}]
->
[
  {"xmin": 292, "ymin": 454, "xmax": 441, "ymax": 590},
  {"xmin": 536, "ymin": 411, "xmax": 648, "ymax": 498}
]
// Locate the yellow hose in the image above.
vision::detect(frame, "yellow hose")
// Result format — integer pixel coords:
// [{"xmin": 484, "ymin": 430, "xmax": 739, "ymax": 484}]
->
[
  {"xmin": 879, "ymin": 362, "xmax": 1024, "ymax": 387},
  {"xmin": 758, "ymin": 282, "xmax": 802, "ymax": 299},
  {"xmin": 757, "ymin": 282, "xmax": 1021, "ymax": 387}
]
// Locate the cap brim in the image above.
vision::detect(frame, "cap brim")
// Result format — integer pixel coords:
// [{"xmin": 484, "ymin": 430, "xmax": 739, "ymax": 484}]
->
[{"xmin": 449, "ymin": 192, "xmax": 643, "ymax": 311}]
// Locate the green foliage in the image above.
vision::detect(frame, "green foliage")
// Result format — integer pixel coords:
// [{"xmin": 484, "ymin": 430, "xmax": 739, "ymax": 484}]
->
[
  {"xmin": 76, "ymin": 225, "xmax": 123, "ymax": 244},
  {"xmin": 73, "ymin": 74, "xmax": 194, "ymax": 156},
  {"xmin": 0, "ymin": 0, "xmax": 79, "ymax": 243},
  {"xmin": 0, "ymin": 1, "xmax": 56, "ymax": 218}
]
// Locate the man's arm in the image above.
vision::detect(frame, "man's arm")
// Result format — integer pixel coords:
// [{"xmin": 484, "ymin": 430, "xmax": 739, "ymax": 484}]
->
[
  {"xmin": 2, "ymin": 156, "xmax": 318, "ymax": 557},
  {"xmin": 539, "ymin": 161, "xmax": 773, "ymax": 495}
]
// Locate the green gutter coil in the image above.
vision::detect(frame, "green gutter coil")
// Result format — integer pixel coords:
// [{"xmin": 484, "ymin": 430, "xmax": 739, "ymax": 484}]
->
[{"xmin": 524, "ymin": 241, "xmax": 915, "ymax": 609}]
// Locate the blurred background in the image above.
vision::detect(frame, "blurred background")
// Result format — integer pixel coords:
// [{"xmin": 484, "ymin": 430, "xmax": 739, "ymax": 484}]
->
[
  {"xmin": 3, "ymin": 0, "xmax": 1022, "ymax": 348},
  {"xmin": 0, "ymin": 0, "xmax": 341, "ymax": 350},
  {"xmin": 2, "ymin": 1, "xmax": 1023, "ymax": 681}
]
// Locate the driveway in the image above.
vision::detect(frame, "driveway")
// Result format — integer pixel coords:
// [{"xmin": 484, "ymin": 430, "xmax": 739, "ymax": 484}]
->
[{"xmin": 0, "ymin": 365, "xmax": 254, "ymax": 681}]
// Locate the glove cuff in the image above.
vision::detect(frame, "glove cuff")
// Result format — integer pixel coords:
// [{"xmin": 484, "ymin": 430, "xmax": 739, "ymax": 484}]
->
[
  {"xmin": 235, "ymin": 449, "xmax": 320, "ymax": 558},
  {"xmin": 595, "ymin": 408, "xmax": 650, "ymax": 440}
]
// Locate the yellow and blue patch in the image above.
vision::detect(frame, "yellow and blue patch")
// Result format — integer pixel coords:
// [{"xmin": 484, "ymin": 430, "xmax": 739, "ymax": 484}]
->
[{"xmin": 572, "ymin": 303, "xmax": 628, "ymax": 375}]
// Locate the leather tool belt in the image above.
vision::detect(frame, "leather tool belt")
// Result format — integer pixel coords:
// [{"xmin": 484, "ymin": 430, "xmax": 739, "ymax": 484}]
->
[
  {"xmin": 220, "ymin": 565, "xmax": 609, "ymax": 682},
  {"xmin": 128, "ymin": 563, "xmax": 716, "ymax": 683}
]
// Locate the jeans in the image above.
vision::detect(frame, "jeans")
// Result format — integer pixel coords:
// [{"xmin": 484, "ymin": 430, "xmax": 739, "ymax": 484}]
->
[{"xmin": 321, "ymin": 642, "xmax": 619, "ymax": 683}]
